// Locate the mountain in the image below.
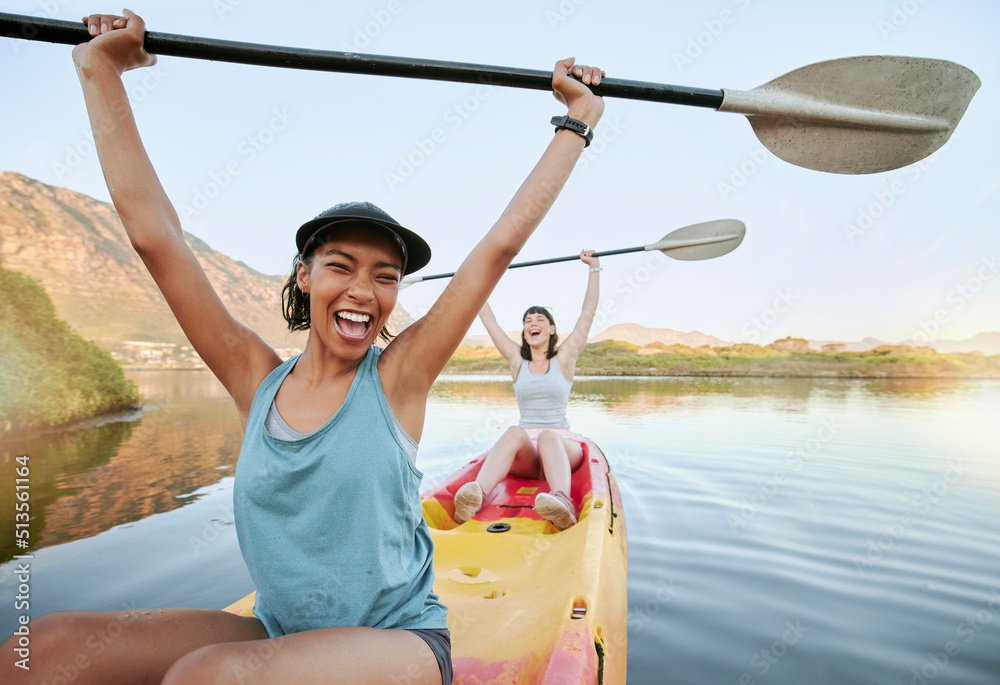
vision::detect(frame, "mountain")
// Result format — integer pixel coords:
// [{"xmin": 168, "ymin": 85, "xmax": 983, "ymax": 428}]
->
[
  {"xmin": 467, "ymin": 324, "xmax": 1000, "ymax": 356},
  {"xmin": 0, "ymin": 172, "xmax": 411, "ymax": 350},
  {"xmin": 920, "ymin": 332, "xmax": 1000, "ymax": 356},
  {"xmin": 461, "ymin": 324, "xmax": 731, "ymax": 350},
  {"xmin": 1, "ymin": 172, "xmax": 991, "ymax": 357},
  {"xmin": 461, "ymin": 332, "xmax": 521, "ymax": 348},
  {"xmin": 806, "ymin": 334, "xmax": 1000, "ymax": 355},
  {"xmin": 591, "ymin": 323, "xmax": 730, "ymax": 348}
]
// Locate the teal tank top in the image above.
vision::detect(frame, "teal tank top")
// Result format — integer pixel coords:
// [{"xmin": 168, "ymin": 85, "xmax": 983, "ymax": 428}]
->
[{"xmin": 233, "ymin": 346, "xmax": 448, "ymax": 636}]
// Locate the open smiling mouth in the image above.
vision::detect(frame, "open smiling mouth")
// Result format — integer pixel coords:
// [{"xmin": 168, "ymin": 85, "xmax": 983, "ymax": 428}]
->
[{"xmin": 335, "ymin": 311, "xmax": 372, "ymax": 340}]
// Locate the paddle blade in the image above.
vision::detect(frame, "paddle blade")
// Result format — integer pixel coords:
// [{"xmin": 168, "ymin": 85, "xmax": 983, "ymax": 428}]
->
[
  {"xmin": 719, "ymin": 56, "xmax": 980, "ymax": 174},
  {"xmin": 650, "ymin": 220, "xmax": 746, "ymax": 261}
]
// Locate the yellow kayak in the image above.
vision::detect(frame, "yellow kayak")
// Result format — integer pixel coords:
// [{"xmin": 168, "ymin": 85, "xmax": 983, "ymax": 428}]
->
[{"xmin": 224, "ymin": 437, "xmax": 628, "ymax": 683}]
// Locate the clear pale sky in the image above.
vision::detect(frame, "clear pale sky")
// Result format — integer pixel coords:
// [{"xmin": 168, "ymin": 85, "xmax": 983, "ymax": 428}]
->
[{"xmin": 2, "ymin": 0, "xmax": 997, "ymax": 344}]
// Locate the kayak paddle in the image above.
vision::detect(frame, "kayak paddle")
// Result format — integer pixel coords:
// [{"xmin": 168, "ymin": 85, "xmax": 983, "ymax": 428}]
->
[
  {"xmin": 401, "ymin": 219, "xmax": 745, "ymax": 286},
  {"xmin": 0, "ymin": 13, "xmax": 979, "ymax": 174}
]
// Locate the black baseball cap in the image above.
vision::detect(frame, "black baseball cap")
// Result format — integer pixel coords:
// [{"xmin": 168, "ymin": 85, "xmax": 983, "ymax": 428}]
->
[{"xmin": 295, "ymin": 202, "xmax": 431, "ymax": 275}]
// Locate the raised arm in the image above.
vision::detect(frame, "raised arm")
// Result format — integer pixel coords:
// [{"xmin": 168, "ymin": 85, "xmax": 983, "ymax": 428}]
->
[
  {"xmin": 552, "ymin": 251, "xmax": 600, "ymax": 369},
  {"xmin": 382, "ymin": 58, "xmax": 604, "ymax": 389},
  {"xmin": 381, "ymin": 58, "xmax": 605, "ymax": 403},
  {"xmin": 73, "ymin": 11, "xmax": 279, "ymax": 419},
  {"xmin": 479, "ymin": 302, "xmax": 523, "ymax": 375}
]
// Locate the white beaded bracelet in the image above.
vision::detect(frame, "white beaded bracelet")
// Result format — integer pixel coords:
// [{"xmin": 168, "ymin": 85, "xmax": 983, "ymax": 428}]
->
[{"xmin": 589, "ymin": 267, "xmax": 603, "ymax": 272}]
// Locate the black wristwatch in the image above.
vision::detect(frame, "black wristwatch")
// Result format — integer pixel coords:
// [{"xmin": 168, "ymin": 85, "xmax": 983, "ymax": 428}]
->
[{"xmin": 550, "ymin": 115, "xmax": 593, "ymax": 148}]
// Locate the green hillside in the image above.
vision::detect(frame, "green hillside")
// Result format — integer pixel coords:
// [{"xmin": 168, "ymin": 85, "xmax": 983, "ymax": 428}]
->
[{"xmin": 0, "ymin": 265, "xmax": 140, "ymax": 437}]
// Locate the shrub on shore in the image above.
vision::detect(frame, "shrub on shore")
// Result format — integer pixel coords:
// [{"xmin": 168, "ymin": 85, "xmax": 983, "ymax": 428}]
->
[{"xmin": 0, "ymin": 265, "xmax": 140, "ymax": 437}]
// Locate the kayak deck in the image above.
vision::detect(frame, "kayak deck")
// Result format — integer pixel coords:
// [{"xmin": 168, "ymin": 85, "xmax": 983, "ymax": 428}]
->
[{"xmin": 421, "ymin": 438, "xmax": 628, "ymax": 684}]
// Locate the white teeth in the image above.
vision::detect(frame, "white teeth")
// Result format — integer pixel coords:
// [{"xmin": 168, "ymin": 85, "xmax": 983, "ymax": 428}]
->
[{"xmin": 337, "ymin": 311, "xmax": 371, "ymax": 323}]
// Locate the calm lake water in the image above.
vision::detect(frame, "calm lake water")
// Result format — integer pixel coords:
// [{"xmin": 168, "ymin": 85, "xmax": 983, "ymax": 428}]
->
[{"xmin": 2, "ymin": 371, "xmax": 998, "ymax": 684}]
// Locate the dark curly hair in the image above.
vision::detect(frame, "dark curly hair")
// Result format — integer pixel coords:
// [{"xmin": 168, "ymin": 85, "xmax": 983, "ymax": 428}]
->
[
  {"xmin": 520, "ymin": 306, "xmax": 558, "ymax": 360},
  {"xmin": 281, "ymin": 226, "xmax": 395, "ymax": 343}
]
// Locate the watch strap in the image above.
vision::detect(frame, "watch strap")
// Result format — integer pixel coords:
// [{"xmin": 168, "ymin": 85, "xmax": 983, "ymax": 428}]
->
[{"xmin": 550, "ymin": 115, "xmax": 593, "ymax": 147}]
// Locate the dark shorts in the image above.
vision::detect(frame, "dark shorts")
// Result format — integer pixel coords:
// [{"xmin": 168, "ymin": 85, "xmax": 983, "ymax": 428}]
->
[{"xmin": 406, "ymin": 628, "xmax": 453, "ymax": 685}]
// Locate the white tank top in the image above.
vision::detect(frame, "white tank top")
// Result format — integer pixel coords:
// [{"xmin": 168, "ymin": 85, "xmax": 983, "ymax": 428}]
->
[{"xmin": 512, "ymin": 355, "xmax": 573, "ymax": 429}]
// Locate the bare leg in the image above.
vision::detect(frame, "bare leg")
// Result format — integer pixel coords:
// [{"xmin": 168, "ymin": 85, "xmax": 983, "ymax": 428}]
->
[
  {"xmin": 456, "ymin": 428, "xmax": 583, "ymax": 525},
  {"xmin": 475, "ymin": 426, "xmax": 541, "ymax": 496},
  {"xmin": 455, "ymin": 426, "xmax": 542, "ymax": 523},
  {"xmin": 0, "ymin": 607, "xmax": 267, "ymax": 685},
  {"xmin": 161, "ymin": 625, "xmax": 441, "ymax": 685},
  {"xmin": 533, "ymin": 431, "xmax": 585, "ymax": 529},
  {"xmin": 536, "ymin": 430, "xmax": 584, "ymax": 495}
]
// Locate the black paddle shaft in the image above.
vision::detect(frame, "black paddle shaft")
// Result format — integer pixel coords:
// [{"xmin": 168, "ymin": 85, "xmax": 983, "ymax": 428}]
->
[
  {"xmin": 0, "ymin": 13, "xmax": 725, "ymax": 108},
  {"xmin": 416, "ymin": 245, "xmax": 645, "ymax": 282}
]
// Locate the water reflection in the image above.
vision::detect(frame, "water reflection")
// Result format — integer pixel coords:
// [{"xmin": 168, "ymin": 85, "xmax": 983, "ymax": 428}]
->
[
  {"xmin": 0, "ymin": 370, "xmax": 241, "ymax": 563},
  {"xmin": 427, "ymin": 374, "xmax": 519, "ymax": 399},
  {"xmin": 434, "ymin": 374, "xmax": 980, "ymax": 416},
  {"xmin": 2, "ymin": 372, "xmax": 998, "ymax": 683},
  {"xmin": 1, "ymin": 417, "xmax": 138, "ymax": 562},
  {"xmin": 852, "ymin": 376, "xmax": 978, "ymax": 400},
  {"xmin": 2, "ymin": 373, "xmax": 992, "ymax": 565},
  {"xmin": 573, "ymin": 375, "xmax": 973, "ymax": 402}
]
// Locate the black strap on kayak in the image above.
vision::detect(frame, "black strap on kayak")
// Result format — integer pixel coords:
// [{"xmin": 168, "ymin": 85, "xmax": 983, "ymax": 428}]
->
[
  {"xmin": 605, "ymin": 472, "xmax": 618, "ymax": 537},
  {"xmin": 595, "ymin": 639, "xmax": 606, "ymax": 685}
]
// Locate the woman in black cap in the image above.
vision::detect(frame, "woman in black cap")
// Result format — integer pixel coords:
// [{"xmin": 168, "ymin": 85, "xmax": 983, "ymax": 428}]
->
[
  {"xmin": 0, "ymin": 10, "xmax": 604, "ymax": 685},
  {"xmin": 453, "ymin": 251, "xmax": 601, "ymax": 531}
]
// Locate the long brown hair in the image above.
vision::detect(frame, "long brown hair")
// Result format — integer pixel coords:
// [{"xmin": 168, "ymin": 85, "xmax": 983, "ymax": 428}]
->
[{"xmin": 520, "ymin": 306, "xmax": 557, "ymax": 360}]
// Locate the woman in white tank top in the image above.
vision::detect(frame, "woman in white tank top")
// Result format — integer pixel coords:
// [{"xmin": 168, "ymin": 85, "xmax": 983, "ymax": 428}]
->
[{"xmin": 453, "ymin": 251, "xmax": 600, "ymax": 530}]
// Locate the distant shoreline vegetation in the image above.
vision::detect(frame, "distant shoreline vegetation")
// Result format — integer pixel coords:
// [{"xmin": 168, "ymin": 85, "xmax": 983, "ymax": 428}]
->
[
  {"xmin": 0, "ymin": 265, "xmax": 141, "ymax": 439},
  {"xmin": 443, "ymin": 338, "xmax": 1000, "ymax": 378}
]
